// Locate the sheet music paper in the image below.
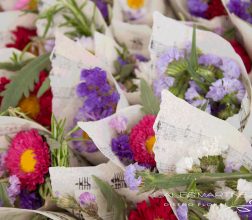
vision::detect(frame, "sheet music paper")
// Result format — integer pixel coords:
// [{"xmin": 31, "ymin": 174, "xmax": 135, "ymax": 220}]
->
[
  {"xmin": 50, "ymin": 161, "xmax": 148, "ymax": 219},
  {"xmin": 150, "ymin": 12, "xmax": 252, "ymax": 143},
  {"xmin": 50, "ymin": 32, "xmax": 129, "ymax": 164},
  {"xmin": 153, "ymin": 90, "xmax": 252, "ymax": 173},
  {"xmin": 0, "ymin": 11, "xmax": 37, "ymax": 48},
  {"xmin": 78, "ymin": 105, "xmax": 144, "ymax": 170}
]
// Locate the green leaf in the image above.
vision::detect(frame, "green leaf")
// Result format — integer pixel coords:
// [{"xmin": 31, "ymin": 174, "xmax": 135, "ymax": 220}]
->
[
  {"xmin": 0, "ymin": 59, "xmax": 34, "ymax": 71},
  {"xmin": 37, "ymin": 77, "xmax": 51, "ymax": 98},
  {"xmin": 0, "ymin": 182, "xmax": 12, "ymax": 207},
  {"xmin": 93, "ymin": 176, "xmax": 126, "ymax": 220},
  {"xmin": 166, "ymin": 59, "xmax": 188, "ymax": 77},
  {"xmin": 140, "ymin": 79, "xmax": 160, "ymax": 115},
  {"xmin": 0, "ymin": 53, "xmax": 50, "ymax": 111},
  {"xmin": 189, "ymin": 25, "xmax": 198, "ymax": 70}
]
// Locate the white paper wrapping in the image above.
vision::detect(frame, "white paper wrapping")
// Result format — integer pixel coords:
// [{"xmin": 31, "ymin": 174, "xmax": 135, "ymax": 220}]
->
[
  {"xmin": 50, "ymin": 32, "xmax": 129, "ymax": 165},
  {"xmin": 78, "ymin": 105, "xmax": 144, "ymax": 170},
  {"xmin": 36, "ymin": 0, "xmax": 110, "ymax": 38},
  {"xmin": 0, "ymin": 11, "xmax": 37, "ymax": 48},
  {"xmin": 150, "ymin": 12, "xmax": 252, "ymax": 143},
  {"xmin": 50, "ymin": 161, "xmax": 148, "ymax": 219},
  {"xmin": 0, "ymin": 0, "xmax": 17, "ymax": 11},
  {"xmin": 154, "ymin": 90, "xmax": 252, "ymax": 173},
  {"xmin": 169, "ymin": 0, "xmax": 232, "ymax": 30}
]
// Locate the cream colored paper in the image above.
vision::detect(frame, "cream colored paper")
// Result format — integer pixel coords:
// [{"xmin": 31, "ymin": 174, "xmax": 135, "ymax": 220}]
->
[
  {"xmin": 50, "ymin": 161, "xmax": 148, "ymax": 219},
  {"xmin": 150, "ymin": 12, "xmax": 252, "ymax": 142},
  {"xmin": 0, "ymin": 11, "xmax": 37, "ymax": 48},
  {"xmin": 0, "ymin": 0, "xmax": 17, "ymax": 11},
  {"xmin": 154, "ymin": 90, "xmax": 252, "ymax": 173},
  {"xmin": 36, "ymin": 0, "xmax": 109, "ymax": 38},
  {"xmin": 78, "ymin": 105, "xmax": 144, "ymax": 170},
  {"xmin": 169, "ymin": 0, "xmax": 232, "ymax": 30},
  {"xmin": 50, "ymin": 32, "xmax": 129, "ymax": 165}
]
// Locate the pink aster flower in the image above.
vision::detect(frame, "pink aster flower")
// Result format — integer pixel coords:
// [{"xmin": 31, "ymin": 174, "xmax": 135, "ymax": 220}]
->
[
  {"xmin": 129, "ymin": 115, "xmax": 156, "ymax": 167},
  {"xmin": 14, "ymin": 0, "xmax": 30, "ymax": 10},
  {"xmin": 5, "ymin": 129, "xmax": 50, "ymax": 191}
]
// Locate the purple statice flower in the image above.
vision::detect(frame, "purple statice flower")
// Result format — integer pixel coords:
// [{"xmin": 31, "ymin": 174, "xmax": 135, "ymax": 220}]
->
[
  {"xmin": 237, "ymin": 200, "xmax": 252, "ymax": 219},
  {"xmin": 220, "ymin": 58, "xmax": 241, "ymax": 79},
  {"xmin": 117, "ymin": 56, "xmax": 128, "ymax": 66},
  {"xmin": 91, "ymin": 0, "xmax": 109, "ymax": 21},
  {"xmin": 111, "ymin": 134, "xmax": 134, "ymax": 165},
  {"xmin": 76, "ymin": 67, "xmax": 120, "ymax": 121},
  {"xmin": 185, "ymin": 86, "xmax": 201, "ymax": 102},
  {"xmin": 187, "ymin": 0, "xmax": 208, "ymax": 18},
  {"xmin": 19, "ymin": 190, "xmax": 42, "ymax": 210},
  {"xmin": 191, "ymin": 99, "xmax": 212, "ymax": 114},
  {"xmin": 206, "ymin": 78, "xmax": 245, "ymax": 102},
  {"xmin": 153, "ymin": 76, "xmax": 175, "ymax": 98},
  {"xmin": 224, "ymin": 161, "xmax": 242, "ymax": 173},
  {"xmin": 71, "ymin": 129, "xmax": 97, "ymax": 153},
  {"xmin": 124, "ymin": 163, "xmax": 145, "ymax": 191},
  {"xmin": 7, "ymin": 175, "xmax": 21, "ymax": 204},
  {"xmin": 79, "ymin": 192, "xmax": 96, "ymax": 206},
  {"xmin": 228, "ymin": 0, "xmax": 252, "ymax": 24},
  {"xmin": 156, "ymin": 47, "xmax": 185, "ymax": 75},
  {"xmin": 177, "ymin": 203, "xmax": 188, "ymax": 220},
  {"xmin": 109, "ymin": 116, "xmax": 128, "ymax": 133},
  {"xmin": 198, "ymin": 54, "xmax": 223, "ymax": 67}
]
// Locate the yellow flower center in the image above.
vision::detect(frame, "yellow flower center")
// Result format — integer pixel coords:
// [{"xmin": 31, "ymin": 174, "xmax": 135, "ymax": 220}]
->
[
  {"xmin": 28, "ymin": 0, "xmax": 37, "ymax": 10},
  {"xmin": 127, "ymin": 0, "xmax": 145, "ymax": 9},
  {"xmin": 18, "ymin": 95, "xmax": 40, "ymax": 119},
  {"xmin": 20, "ymin": 149, "xmax": 37, "ymax": 173},
  {"xmin": 82, "ymin": 131, "xmax": 91, "ymax": 140},
  {"xmin": 145, "ymin": 136, "xmax": 156, "ymax": 153}
]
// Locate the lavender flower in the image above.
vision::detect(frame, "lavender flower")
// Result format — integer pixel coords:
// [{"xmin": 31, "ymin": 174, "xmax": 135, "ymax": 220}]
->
[
  {"xmin": 124, "ymin": 163, "xmax": 145, "ymax": 190},
  {"xmin": 228, "ymin": 0, "xmax": 252, "ymax": 24},
  {"xmin": 20, "ymin": 190, "xmax": 42, "ymax": 210},
  {"xmin": 7, "ymin": 175, "xmax": 21, "ymax": 204},
  {"xmin": 109, "ymin": 116, "xmax": 128, "ymax": 133},
  {"xmin": 177, "ymin": 203, "xmax": 188, "ymax": 220},
  {"xmin": 191, "ymin": 99, "xmax": 212, "ymax": 114},
  {"xmin": 44, "ymin": 39, "xmax": 55, "ymax": 53},
  {"xmin": 111, "ymin": 134, "xmax": 134, "ymax": 165},
  {"xmin": 79, "ymin": 192, "xmax": 96, "ymax": 206},
  {"xmin": 153, "ymin": 76, "xmax": 175, "ymax": 98},
  {"xmin": 220, "ymin": 58, "xmax": 241, "ymax": 79},
  {"xmin": 206, "ymin": 78, "xmax": 245, "ymax": 102},
  {"xmin": 198, "ymin": 54, "xmax": 223, "ymax": 67},
  {"xmin": 187, "ymin": 0, "xmax": 208, "ymax": 18},
  {"xmin": 156, "ymin": 48, "xmax": 185, "ymax": 75}
]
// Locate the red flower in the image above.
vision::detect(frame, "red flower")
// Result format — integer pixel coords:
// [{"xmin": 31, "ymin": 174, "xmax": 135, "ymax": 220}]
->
[
  {"xmin": 6, "ymin": 26, "xmax": 37, "ymax": 51},
  {"xmin": 0, "ymin": 77, "xmax": 10, "ymax": 105},
  {"xmin": 229, "ymin": 40, "xmax": 252, "ymax": 73},
  {"xmin": 0, "ymin": 71, "xmax": 52, "ymax": 127},
  {"xmin": 205, "ymin": 0, "xmax": 227, "ymax": 20},
  {"xmin": 129, "ymin": 196, "xmax": 177, "ymax": 220},
  {"xmin": 130, "ymin": 115, "xmax": 156, "ymax": 167}
]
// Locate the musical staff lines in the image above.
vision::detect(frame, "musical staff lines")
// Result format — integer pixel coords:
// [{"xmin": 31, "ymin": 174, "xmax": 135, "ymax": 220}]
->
[
  {"xmin": 75, "ymin": 177, "xmax": 91, "ymax": 190},
  {"xmin": 111, "ymin": 172, "xmax": 126, "ymax": 190}
]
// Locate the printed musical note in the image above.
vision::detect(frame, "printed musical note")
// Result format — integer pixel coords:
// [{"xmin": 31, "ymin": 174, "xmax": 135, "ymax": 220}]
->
[
  {"xmin": 111, "ymin": 172, "xmax": 126, "ymax": 190},
  {"xmin": 75, "ymin": 177, "xmax": 91, "ymax": 190}
]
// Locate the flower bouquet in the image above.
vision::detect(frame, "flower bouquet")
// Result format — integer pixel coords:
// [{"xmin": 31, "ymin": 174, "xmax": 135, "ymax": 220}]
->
[
  {"xmin": 150, "ymin": 12, "xmax": 252, "ymax": 141},
  {"xmin": 50, "ymin": 32, "xmax": 129, "ymax": 165}
]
